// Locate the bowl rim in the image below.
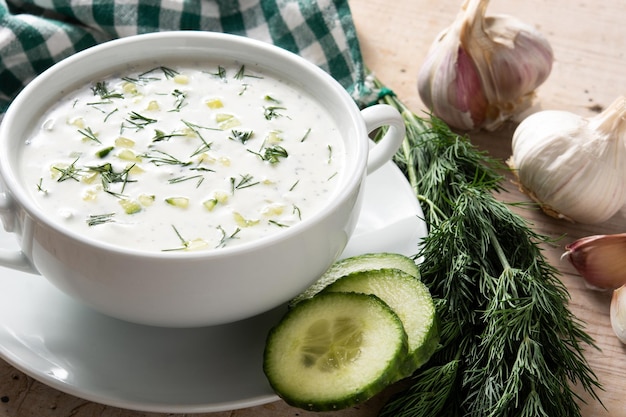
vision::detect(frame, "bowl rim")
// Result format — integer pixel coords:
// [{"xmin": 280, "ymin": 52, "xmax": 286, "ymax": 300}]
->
[{"xmin": 0, "ymin": 31, "xmax": 368, "ymax": 259}]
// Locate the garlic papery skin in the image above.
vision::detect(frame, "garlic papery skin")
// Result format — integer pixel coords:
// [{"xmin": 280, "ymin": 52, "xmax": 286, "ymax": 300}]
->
[
  {"xmin": 564, "ymin": 233, "xmax": 626, "ymax": 290},
  {"xmin": 417, "ymin": 0, "xmax": 553, "ymax": 131},
  {"xmin": 508, "ymin": 96, "xmax": 626, "ymax": 224},
  {"xmin": 611, "ymin": 285, "xmax": 626, "ymax": 344}
]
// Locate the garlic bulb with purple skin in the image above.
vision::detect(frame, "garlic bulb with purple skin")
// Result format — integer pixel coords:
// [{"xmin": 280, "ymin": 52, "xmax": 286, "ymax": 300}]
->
[
  {"xmin": 564, "ymin": 233, "xmax": 626, "ymax": 290},
  {"xmin": 418, "ymin": 0, "xmax": 553, "ymax": 131}
]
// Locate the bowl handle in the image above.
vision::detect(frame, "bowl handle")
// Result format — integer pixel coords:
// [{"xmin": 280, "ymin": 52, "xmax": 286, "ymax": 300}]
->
[
  {"xmin": 361, "ymin": 104, "xmax": 406, "ymax": 174},
  {"xmin": 0, "ymin": 192, "xmax": 38, "ymax": 274}
]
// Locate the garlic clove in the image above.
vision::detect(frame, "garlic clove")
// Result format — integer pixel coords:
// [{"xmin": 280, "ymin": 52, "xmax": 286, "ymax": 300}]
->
[
  {"xmin": 508, "ymin": 96, "xmax": 626, "ymax": 224},
  {"xmin": 611, "ymin": 285, "xmax": 626, "ymax": 344},
  {"xmin": 418, "ymin": 0, "xmax": 553, "ymax": 131},
  {"xmin": 564, "ymin": 233, "xmax": 626, "ymax": 290}
]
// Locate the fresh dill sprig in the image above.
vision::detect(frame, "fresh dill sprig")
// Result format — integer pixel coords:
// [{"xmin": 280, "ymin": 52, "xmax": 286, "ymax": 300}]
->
[
  {"xmin": 139, "ymin": 66, "xmax": 179, "ymax": 79},
  {"xmin": 152, "ymin": 129, "xmax": 186, "ymax": 142},
  {"xmin": 78, "ymin": 127, "xmax": 101, "ymax": 144},
  {"xmin": 124, "ymin": 111, "xmax": 157, "ymax": 131},
  {"xmin": 248, "ymin": 144, "xmax": 288, "ymax": 164},
  {"xmin": 168, "ymin": 174, "xmax": 205, "ymax": 188},
  {"xmin": 36, "ymin": 178, "xmax": 48, "ymax": 194},
  {"xmin": 53, "ymin": 158, "xmax": 82, "ymax": 182},
  {"xmin": 169, "ymin": 89, "xmax": 187, "ymax": 112},
  {"xmin": 234, "ymin": 65, "xmax": 262, "ymax": 80},
  {"xmin": 371, "ymin": 77, "xmax": 602, "ymax": 417},
  {"xmin": 182, "ymin": 120, "xmax": 216, "ymax": 157},
  {"xmin": 91, "ymin": 81, "xmax": 123, "ymax": 100},
  {"xmin": 87, "ymin": 162, "xmax": 136, "ymax": 195},
  {"xmin": 300, "ymin": 128, "xmax": 312, "ymax": 142},
  {"xmin": 263, "ymin": 106, "xmax": 286, "ymax": 120},
  {"xmin": 86, "ymin": 213, "xmax": 116, "ymax": 227},
  {"xmin": 234, "ymin": 65, "xmax": 247, "ymax": 80},
  {"xmin": 230, "ymin": 174, "xmax": 259, "ymax": 193},
  {"xmin": 268, "ymin": 219, "xmax": 289, "ymax": 228},
  {"xmin": 230, "ymin": 129, "xmax": 254, "ymax": 144},
  {"xmin": 162, "ymin": 225, "xmax": 191, "ymax": 252},
  {"xmin": 141, "ymin": 150, "xmax": 192, "ymax": 167},
  {"xmin": 216, "ymin": 225, "xmax": 241, "ymax": 248},
  {"xmin": 292, "ymin": 204, "xmax": 302, "ymax": 220},
  {"xmin": 214, "ymin": 65, "xmax": 226, "ymax": 80}
]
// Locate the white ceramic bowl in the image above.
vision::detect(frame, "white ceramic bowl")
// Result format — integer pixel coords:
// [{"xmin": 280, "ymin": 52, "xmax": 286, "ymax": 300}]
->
[{"xmin": 0, "ymin": 31, "xmax": 405, "ymax": 327}]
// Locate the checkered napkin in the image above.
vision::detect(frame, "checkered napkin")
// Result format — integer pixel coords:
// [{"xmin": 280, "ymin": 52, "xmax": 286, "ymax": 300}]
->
[{"xmin": 0, "ymin": 0, "xmax": 369, "ymax": 116}]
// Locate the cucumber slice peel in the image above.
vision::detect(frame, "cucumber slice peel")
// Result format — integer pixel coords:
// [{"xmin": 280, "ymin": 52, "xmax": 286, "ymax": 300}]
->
[
  {"xmin": 263, "ymin": 292, "xmax": 408, "ymax": 411},
  {"xmin": 290, "ymin": 252, "xmax": 419, "ymax": 307},
  {"xmin": 323, "ymin": 268, "xmax": 439, "ymax": 376}
]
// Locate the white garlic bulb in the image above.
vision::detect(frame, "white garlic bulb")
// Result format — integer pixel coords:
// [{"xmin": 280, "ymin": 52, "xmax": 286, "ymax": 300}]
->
[
  {"xmin": 418, "ymin": 0, "xmax": 553, "ymax": 131},
  {"xmin": 508, "ymin": 96, "xmax": 626, "ymax": 224}
]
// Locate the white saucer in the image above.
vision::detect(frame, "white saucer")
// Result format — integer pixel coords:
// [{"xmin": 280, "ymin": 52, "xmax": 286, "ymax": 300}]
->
[{"xmin": 0, "ymin": 161, "xmax": 427, "ymax": 413}]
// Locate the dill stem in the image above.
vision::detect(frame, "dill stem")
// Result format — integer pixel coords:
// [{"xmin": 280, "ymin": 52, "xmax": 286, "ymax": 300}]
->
[{"xmin": 488, "ymin": 227, "xmax": 512, "ymax": 271}]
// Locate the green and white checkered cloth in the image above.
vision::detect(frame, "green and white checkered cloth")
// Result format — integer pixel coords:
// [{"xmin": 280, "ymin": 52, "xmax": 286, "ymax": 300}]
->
[{"xmin": 0, "ymin": 0, "xmax": 370, "ymax": 116}]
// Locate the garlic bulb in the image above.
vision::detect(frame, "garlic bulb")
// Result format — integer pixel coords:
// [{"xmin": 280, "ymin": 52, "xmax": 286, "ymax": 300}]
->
[
  {"xmin": 564, "ymin": 233, "xmax": 626, "ymax": 290},
  {"xmin": 611, "ymin": 285, "xmax": 626, "ymax": 344},
  {"xmin": 418, "ymin": 0, "xmax": 553, "ymax": 131},
  {"xmin": 508, "ymin": 96, "xmax": 626, "ymax": 224}
]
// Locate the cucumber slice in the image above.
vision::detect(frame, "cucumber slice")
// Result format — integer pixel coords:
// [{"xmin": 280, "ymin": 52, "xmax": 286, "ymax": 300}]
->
[
  {"xmin": 263, "ymin": 292, "xmax": 408, "ymax": 411},
  {"xmin": 290, "ymin": 252, "xmax": 419, "ymax": 306},
  {"xmin": 323, "ymin": 268, "xmax": 438, "ymax": 376}
]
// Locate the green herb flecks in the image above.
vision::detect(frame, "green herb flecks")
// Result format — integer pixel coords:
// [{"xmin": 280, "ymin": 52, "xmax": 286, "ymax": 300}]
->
[
  {"xmin": 162, "ymin": 225, "xmax": 196, "ymax": 252},
  {"xmin": 141, "ymin": 150, "xmax": 192, "ymax": 167},
  {"xmin": 169, "ymin": 89, "xmax": 187, "ymax": 112},
  {"xmin": 234, "ymin": 64, "xmax": 262, "ymax": 80},
  {"xmin": 214, "ymin": 65, "xmax": 226, "ymax": 80},
  {"xmin": 91, "ymin": 81, "xmax": 123, "ymax": 100},
  {"xmin": 183, "ymin": 120, "xmax": 217, "ymax": 157},
  {"xmin": 370, "ymin": 77, "xmax": 602, "ymax": 417},
  {"xmin": 152, "ymin": 129, "xmax": 186, "ymax": 142},
  {"xmin": 230, "ymin": 129, "xmax": 254, "ymax": 144},
  {"xmin": 216, "ymin": 225, "xmax": 241, "ymax": 248},
  {"xmin": 87, "ymin": 162, "xmax": 136, "ymax": 196},
  {"xmin": 263, "ymin": 106, "xmax": 287, "ymax": 120},
  {"xmin": 168, "ymin": 174, "xmax": 205, "ymax": 188},
  {"xmin": 86, "ymin": 213, "xmax": 116, "ymax": 226},
  {"xmin": 124, "ymin": 111, "xmax": 157, "ymax": 131},
  {"xmin": 300, "ymin": 128, "xmax": 312, "ymax": 142},
  {"xmin": 140, "ymin": 66, "xmax": 179, "ymax": 79},
  {"xmin": 230, "ymin": 174, "xmax": 259, "ymax": 193},
  {"xmin": 292, "ymin": 204, "xmax": 301, "ymax": 220},
  {"xmin": 248, "ymin": 145, "xmax": 288, "ymax": 164},
  {"xmin": 78, "ymin": 127, "xmax": 101, "ymax": 144},
  {"xmin": 268, "ymin": 219, "xmax": 288, "ymax": 228},
  {"xmin": 36, "ymin": 178, "xmax": 48, "ymax": 194},
  {"xmin": 53, "ymin": 157, "xmax": 82, "ymax": 182}
]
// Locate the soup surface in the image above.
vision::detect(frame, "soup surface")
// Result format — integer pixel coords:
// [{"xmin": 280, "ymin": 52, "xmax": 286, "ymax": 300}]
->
[{"xmin": 20, "ymin": 62, "xmax": 345, "ymax": 252}]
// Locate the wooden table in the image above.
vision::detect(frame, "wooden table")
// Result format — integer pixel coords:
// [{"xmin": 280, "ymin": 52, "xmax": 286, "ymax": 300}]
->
[{"xmin": 1, "ymin": 0, "xmax": 625, "ymax": 415}]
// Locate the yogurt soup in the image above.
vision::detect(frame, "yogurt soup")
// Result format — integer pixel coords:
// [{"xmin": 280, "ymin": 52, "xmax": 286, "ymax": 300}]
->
[{"xmin": 20, "ymin": 61, "xmax": 345, "ymax": 252}]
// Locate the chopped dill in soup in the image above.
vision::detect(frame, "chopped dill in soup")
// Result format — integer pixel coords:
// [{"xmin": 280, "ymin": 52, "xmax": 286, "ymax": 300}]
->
[{"xmin": 20, "ymin": 62, "xmax": 345, "ymax": 252}]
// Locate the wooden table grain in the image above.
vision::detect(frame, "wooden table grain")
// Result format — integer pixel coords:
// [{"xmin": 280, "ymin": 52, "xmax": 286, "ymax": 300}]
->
[{"xmin": 2, "ymin": 1, "xmax": 625, "ymax": 416}]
